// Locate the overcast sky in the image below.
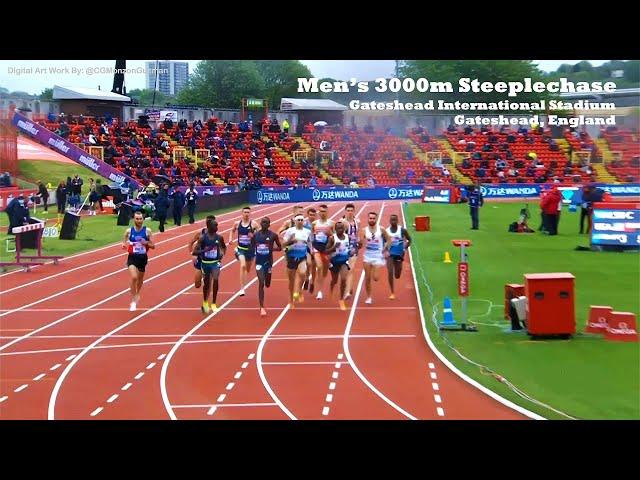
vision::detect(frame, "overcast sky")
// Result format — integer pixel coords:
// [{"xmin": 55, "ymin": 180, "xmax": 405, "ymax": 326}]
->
[{"xmin": 0, "ymin": 59, "xmax": 613, "ymax": 95}]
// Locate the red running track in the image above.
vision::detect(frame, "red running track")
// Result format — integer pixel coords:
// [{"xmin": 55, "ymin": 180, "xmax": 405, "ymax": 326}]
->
[{"xmin": 0, "ymin": 201, "xmax": 535, "ymax": 420}]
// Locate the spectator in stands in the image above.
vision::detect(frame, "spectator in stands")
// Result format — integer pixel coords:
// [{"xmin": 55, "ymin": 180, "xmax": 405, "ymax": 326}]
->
[
  {"xmin": 442, "ymin": 167, "xmax": 451, "ymax": 179},
  {"xmin": 447, "ymin": 123, "xmax": 457, "ymax": 133},
  {"xmin": 421, "ymin": 168, "xmax": 432, "ymax": 181},
  {"xmin": 0, "ymin": 172, "xmax": 11, "ymax": 187},
  {"xmin": 475, "ymin": 167, "xmax": 486, "ymax": 178},
  {"xmin": 309, "ymin": 175, "xmax": 318, "ymax": 187},
  {"xmin": 282, "ymin": 119, "xmax": 290, "ymax": 134},
  {"xmin": 364, "ymin": 124, "xmax": 374, "ymax": 134},
  {"xmin": 463, "ymin": 126, "xmax": 473, "ymax": 135},
  {"xmin": 462, "ymin": 158, "xmax": 472, "ymax": 169}
]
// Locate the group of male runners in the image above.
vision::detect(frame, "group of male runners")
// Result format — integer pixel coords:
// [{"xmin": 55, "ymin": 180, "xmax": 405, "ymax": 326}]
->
[{"xmin": 122, "ymin": 203, "xmax": 411, "ymax": 315}]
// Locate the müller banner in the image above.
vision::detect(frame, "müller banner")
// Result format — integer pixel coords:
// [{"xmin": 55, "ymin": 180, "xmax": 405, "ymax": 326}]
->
[{"xmin": 11, "ymin": 111, "xmax": 141, "ymax": 190}]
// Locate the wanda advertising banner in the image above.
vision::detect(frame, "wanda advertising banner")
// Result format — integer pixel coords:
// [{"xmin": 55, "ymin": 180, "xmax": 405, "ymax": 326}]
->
[{"xmin": 458, "ymin": 262, "xmax": 469, "ymax": 296}]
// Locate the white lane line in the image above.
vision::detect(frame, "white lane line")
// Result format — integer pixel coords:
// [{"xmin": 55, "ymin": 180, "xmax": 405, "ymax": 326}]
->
[
  {"xmin": 1, "ymin": 336, "xmax": 415, "ymax": 358},
  {"xmin": 255, "ymin": 304, "xmax": 297, "ymax": 420},
  {"xmin": 1, "ymin": 259, "xmax": 193, "ymax": 353},
  {"xmin": 262, "ymin": 361, "xmax": 349, "ymax": 366},
  {"xmin": 428, "ymin": 362, "xmax": 435, "ymax": 369},
  {"xmin": 234, "ymin": 371, "xmax": 242, "ymax": 380},
  {"xmin": 343, "ymin": 269, "xmax": 418, "ymax": 420},
  {"xmin": 207, "ymin": 406, "xmax": 217, "ymax": 416},
  {"xmin": 33, "ymin": 373, "xmax": 45, "ymax": 381},
  {"xmin": 217, "ymin": 394, "xmax": 226, "ymax": 403},
  {"xmin": 325, "ymin": 394, "xmax": 333, "ymax": 403},
  {"xmin": 146, "ymin": 362, "xmax": 156, "ymax": 370},
  {"xmin": 0, "ymin": 203, "xmax": 285, "ymax": 292},
  {"xmin": 157, "ymin": 354, "xmax": 166, "ymax": 360},
  {"xmin": 160, "ymin": 204, "xmax": 334, "ymax": 421},
  {"xmin": 121, "ymin": 383, "xmax": 132, "ymax": 391},
  {"xmin": 65, "ymin": 355, "xmax": 76, "ymax": 361},
  {"xmin": 172, "ymin": 403, "xmax": 278, "ymax": 409},
  {"xmin": 437, "ymin": 407, "xmax": 445, "ymax": 417},
  {"xmin": 134, "ymin": 372, "xmax": 144, "ymax": 380},
  {"xmin": 0, "ymin": 396, "xmax": 8, "ymax": 403},
  {"xmin": 400, "ymin": 205, "xmax": 545, "ymax": 421},
  {"xmin": 107, "ymin": 394, "xmax": 118, "ymax": 403},
  {"xmin": 50, "ymin": 363, "xmax": 61, "ymax": 371},
  {"xmin": 432, "ymin": 383, "xmax": 439, "ymax": 391},
  {"xmin": 337, "ymin": 353, "xmax": 344, "ymax": 360},
  {"xmin": 322, "ymin": 406, "xmax": 330, "ymax": 416},
  {"xmin": 434, "ymin": 395, "xmax": 442, "ymax": 403},
  {"xmin": 226, "ymin": 382, "xmax": 235, "ymax": 391},
  {"xmin": 90, "ymin": 407, "xmax": 103, "ymax": 416},
  {"xmin": 14, "ymin": 384, "xmax": 28, "ymax": 392},
  {"xmin": 329, "ymin": 382, "xmax": 336, "ymax": 390},
  {"xmin": 241, "ymin": 362, "xmax": 249, "ymax": 369},
  {"xmin": 430, "ymin": 372, "xmax": 437, "ymax": 380},
  {"xmin": 332, "ymin": 372, "xmax": 339, "ymax": 379}
]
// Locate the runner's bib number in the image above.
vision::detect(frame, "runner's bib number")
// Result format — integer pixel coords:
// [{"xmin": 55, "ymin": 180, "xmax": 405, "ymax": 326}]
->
[
  {"xmin": 132, "ymin": 242, "xmax": 146, "ymax": 254},
  {"xmin": 257, "ymin": 243, "xmax": 270, "ymax": 255}
]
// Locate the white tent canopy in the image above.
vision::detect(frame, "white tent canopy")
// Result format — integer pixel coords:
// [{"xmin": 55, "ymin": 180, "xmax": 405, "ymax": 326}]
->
[
  {"xmin": 280, "ymin": 98, "xmax": 347, "ymax": 111},
  {"xmin": 53, "ymin": 85, "xmax": 131, "ymax": 102}
]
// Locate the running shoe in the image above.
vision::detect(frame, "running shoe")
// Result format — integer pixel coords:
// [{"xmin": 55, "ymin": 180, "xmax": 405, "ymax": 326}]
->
[
  {"xmin": 260, "ymin": 308, "xmax": 267, "ymax": 316},
  {"xmin": 316, "ymin": 291, "xmax": 323, "ymax": 300},
  {"xmin": 129, "ymin": 301, "xmax": 137, "ymax": 312},
  {"xmin": 339, "ymin": 300, "xmax": 347, "ymax": 311},
  {"xmin": 365, "ymin": 298, "xmax": 373, "ymax": 304},
  {"xmin": 389, "ymin": 293, "xmax": 396, "ymax": 300},
  {"xmin": 201, "ymin": 301, "xmax": 210, "ymax": 314}
]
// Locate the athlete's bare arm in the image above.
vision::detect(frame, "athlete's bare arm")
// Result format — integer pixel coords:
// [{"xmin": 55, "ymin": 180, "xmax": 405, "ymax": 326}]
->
[
  {"xmin": 188, "ymin": 231, "xmax": 201, "ymax": 254},
  {"xmin": 144, "ymin": 229, "xmax": 155, "ymax": 249},
  {"xmin": 403, "ymin": 228, "xmax": 412, "ymax": 249},
  {"xmin": 273, "ymin": 233, "xmax": 283, "ymax": 252}
]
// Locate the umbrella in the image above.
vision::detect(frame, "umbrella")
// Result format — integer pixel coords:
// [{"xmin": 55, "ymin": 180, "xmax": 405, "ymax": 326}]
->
[
  {"xmin": 313, "ymin": 121, "xmax": 328, "ymax": 127},
  {"xmin": 151, "ymin": 174, "xmax": 170, "ymax": 186}
]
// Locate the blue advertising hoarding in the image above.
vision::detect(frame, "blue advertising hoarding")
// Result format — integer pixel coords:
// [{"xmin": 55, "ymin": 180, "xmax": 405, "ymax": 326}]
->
[
  {"xmin": 249, "ymin": 183, "xmax": 639, "ymax": 205},
  {"xmin": 250, "ymin": 186, "xmax": 425, "ymax": 204},
  {"xmin": 591, "ymin": 206, "xmax": 640, "ymax": 247}
]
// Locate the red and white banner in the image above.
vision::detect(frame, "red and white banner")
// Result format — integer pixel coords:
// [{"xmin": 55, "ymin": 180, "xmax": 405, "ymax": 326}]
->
[
  {"xmin": 101, "ymin": 196, "xmax": 115, "ymax": 214},
  {"xmin": 458, "ymin": 262, "xmax": 469, "ymax": 297}
]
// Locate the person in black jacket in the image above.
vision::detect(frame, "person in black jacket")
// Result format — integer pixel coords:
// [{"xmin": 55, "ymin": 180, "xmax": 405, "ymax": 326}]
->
[
  {"xmin": 185, "ymin": 183, "xmax": 198, "ymax": 224},
  {"xmin": 154, "ymin": 184, "xmax": 171, "ymax": 232},
  {"xmin": 172, "ymin": 187, "xmax": 185, "ymax": 226},
  {"xmin": 467, "ymin": 184, "xmax": 484, "ymax": 230},
  {"xmin": 5, "ymin": 195, "xmax": 30, "ymax": 234},
  {"xmin": 55, "ymin": 181, "xmax": 67, "ymax": 213},
  {"xmin": 37, "ymin": 181, "xmax": 49, "ymax": 212}
]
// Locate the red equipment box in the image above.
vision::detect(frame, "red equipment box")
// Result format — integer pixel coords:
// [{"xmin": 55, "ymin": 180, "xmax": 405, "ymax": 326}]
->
[
  {"xmin": 415, "ymin": 216, "xmax": 430, "ymax": 231},
  {"xmin": 524, "ymin": 273, "xmax": 576, "ymax": 336}
]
